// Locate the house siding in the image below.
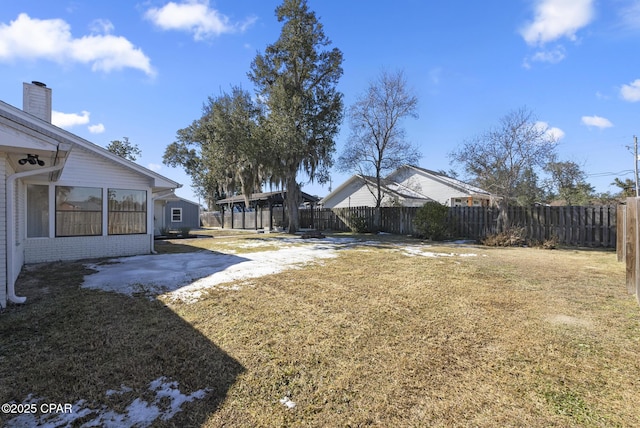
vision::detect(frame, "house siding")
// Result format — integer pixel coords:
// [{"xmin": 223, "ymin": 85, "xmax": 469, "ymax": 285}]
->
[
  {"xmin": 323, "ymin": 180, "xmax": 377, "ymax": 208},
  {"xmin": 25, "ymin": 234, "xmax": 151, "ymax": 263},
  {"xmin": 57, "ymin": 146, "xmax": 152, "ymax": 188},
  {"xmin": 0, "ymin": 83, "xmax": 180, "ymax": 310},
  {"xmin": 164, "ymin": 200, "xmax": 200, "ymax": 229},
  {"xmin": 323, "ymin": 166, "xmax": 490, "ymax": 210},
  {"xmin": 0, "ymin": 154, "xmax": 6, "ymax": 308},
  {"xmin": 324, "ymin": 180, "xmax": 415, "ymax": 208},
  {"xmin": 389, "ymin": 168, "xmax": 471, "ymax": 206},
  {"xmin": 22, "ymin": 146, "xmax": 156, "ymax": 264}
]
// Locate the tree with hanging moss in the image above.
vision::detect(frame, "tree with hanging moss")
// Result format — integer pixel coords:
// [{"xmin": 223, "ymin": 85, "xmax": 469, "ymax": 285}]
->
[
  {"xmin": 248, "ymin": 0, "xmax": 344, "ymax": 233},
  {"xmin": 163, "ymin": 87, "xmax": 264, "ymax": 207}
]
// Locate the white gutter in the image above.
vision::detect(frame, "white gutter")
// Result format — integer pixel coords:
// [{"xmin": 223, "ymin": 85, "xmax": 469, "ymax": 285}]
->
[
  {"xmin": 152, "ymin": 189, "xmax": 177, "ymax": 200},
  {"xmin": 6, "ymin": 157, "xmax": 66, "ymax": 304}
]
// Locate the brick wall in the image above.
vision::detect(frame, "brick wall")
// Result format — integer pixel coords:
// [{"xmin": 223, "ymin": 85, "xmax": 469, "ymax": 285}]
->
[{"xmin": 25, "ymin": 234, "xmax": 152, "ymax": 263}]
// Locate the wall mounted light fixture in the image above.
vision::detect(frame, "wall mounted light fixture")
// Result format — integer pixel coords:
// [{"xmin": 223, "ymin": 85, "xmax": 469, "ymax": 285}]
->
[{"xmin": 18, "ymin": 154, "xmax": 45, "ymax": 166}]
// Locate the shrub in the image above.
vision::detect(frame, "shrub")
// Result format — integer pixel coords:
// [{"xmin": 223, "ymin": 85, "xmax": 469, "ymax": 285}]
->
[
  {"xmin": 349, "ymin": 215, "xmax": 369, "ymax": 233},
  {"xmin": 179, "ymin": 226, "xmax": 192, "ymax": 237},
  {"xmin": 413, "ymin": 202, "xmax": 450, "ymax": 241},
  {"xmin": 530, "ymin": 235, "xmax": 558, "ymax": 250},
  {"xmin": 482, "ymin": 227, "xmax": 526, "ymax": 247}
]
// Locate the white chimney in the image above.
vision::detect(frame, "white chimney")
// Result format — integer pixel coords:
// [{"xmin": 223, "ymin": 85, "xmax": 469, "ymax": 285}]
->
[{"xmin": 23, "ymin": 81, "xmax": 52, "ymax": 123}]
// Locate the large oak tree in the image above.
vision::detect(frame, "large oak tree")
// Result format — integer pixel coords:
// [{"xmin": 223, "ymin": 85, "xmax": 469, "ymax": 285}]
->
[
  {"xmin": 249, "ymin": 0, "xmax": 344, "ymax": 233},
  {"xmin": 163, "ymin": 87, "xmax": 263, "ymax": 208}
]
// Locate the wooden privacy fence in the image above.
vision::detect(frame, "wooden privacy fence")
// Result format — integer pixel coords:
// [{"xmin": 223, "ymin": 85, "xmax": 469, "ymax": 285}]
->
[
  {"xmin": 202, "ymin": 204, "xmax": 617, "ymax": 248},
  {"xmin": 300, "ymin": 206, "xmax": 421, "ymax": 235},
  {"xmin": 300, "ymin": 205, "xmax": 617, "ymax": 248},
  {"xmin": 449, "ymin": 205, "xmax": 617, "ymax": 247}
]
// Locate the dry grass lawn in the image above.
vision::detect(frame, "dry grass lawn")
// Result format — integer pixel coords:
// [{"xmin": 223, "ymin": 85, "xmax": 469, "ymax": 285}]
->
[{"xmin": 1, "ymin": 233, "xmax": 639, "ymax": 427}]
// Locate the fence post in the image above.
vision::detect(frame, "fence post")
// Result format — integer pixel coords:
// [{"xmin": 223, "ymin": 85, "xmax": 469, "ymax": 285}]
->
[
  {"xmin": 636, "ymin": 198, "xmax": 640, "ymax": 303},
  {"xmin": 625, "ymin": 198, "xmax": 638, "ymax": 295},
  {"xmin": 618, "ymin": 202, "xmax": 627, "ymax": 262}
]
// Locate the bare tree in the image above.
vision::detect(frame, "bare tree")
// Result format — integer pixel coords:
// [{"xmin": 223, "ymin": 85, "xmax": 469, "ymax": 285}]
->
[
  {"xmin": 449, "ymin": 107, "xmax": 559, "ymax": 227},
  {"xmin": 337, "ymin": 69, "xmax": 420, "ymax": 208}
]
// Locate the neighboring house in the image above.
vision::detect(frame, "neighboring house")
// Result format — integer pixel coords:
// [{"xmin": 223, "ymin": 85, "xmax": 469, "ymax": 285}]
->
[
  {"xmin": 153, "ymin": 191, "xmax": 201, "ymax": 233},
  {"xmin": 320, "ymin": 165, "xmax": 491, "ymax": 208},
  {"xmin": 0, "ymin": 81, "xmax": 180, "ymax": 308},
  {"xmin": 320, "ymin": 174, "xmax": 432, "ymax": 208}
]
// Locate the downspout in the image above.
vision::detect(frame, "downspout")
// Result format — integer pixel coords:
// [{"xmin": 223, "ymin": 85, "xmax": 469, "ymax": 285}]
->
[{"xmin": 6, "ymin": 159, "xmax": 65, "ymax": 304}]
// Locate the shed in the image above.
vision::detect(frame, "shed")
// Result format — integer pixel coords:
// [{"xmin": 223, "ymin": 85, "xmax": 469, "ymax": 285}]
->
[{"xmin": 154, "ymin": 191, "xmax": 201, "ymax": 234}]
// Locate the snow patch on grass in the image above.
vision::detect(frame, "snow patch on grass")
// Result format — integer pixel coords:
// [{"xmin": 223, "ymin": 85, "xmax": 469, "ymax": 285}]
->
[
  {"xmin": 5, "ymin": 377, "xmax": 208, "ymax": 428},
  {"xmin": 81, "ymin": 237, "xmax": 480, "ymax": 303},
  {"xmin": 399, "ymin": 246, "xmax": 479, "ymax": 258}
]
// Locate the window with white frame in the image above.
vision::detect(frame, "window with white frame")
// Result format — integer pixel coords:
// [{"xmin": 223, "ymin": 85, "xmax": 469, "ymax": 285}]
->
[
  {"xmin": 27, "ymin": 184, "xmax": 49, "ymax": 237},
  {"xmin": 171, "ymin": 208, "xmax": 182, "ymax": 222},
  {"xmin": 55, "ymin": 186, "xmax": 102, "ymax": 236},
  {"xmin": 108, "ymin": 189, "xmax": 147, "ymax": 234}
]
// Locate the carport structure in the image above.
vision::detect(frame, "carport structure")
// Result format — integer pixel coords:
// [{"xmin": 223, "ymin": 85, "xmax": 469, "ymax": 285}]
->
[{"xmin": 216, "ymin": 190, "xmax": 320, "ymax": 230}]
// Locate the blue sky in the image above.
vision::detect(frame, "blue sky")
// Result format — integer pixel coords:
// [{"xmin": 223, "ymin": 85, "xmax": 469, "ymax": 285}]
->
[{"xmin": 1, "ymin": 0, "xmax": 639, "ymax": 204}]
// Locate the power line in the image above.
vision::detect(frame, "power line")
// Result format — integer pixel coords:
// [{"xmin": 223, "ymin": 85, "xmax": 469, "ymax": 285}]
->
[{"xmin": 586, "ymin": 170, "xmax": 634, "ymax": 178}]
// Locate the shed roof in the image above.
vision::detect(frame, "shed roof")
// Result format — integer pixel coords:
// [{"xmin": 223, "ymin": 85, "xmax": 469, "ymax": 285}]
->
[{"xmin": 154, "ymin": 190, "xmax": 199, "ymax": 206}]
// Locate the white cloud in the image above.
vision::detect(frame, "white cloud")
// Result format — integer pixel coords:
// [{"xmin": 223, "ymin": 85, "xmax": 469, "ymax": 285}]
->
[
  {"xmin": 531, "ymin": 46, "xmax": 566, "ymax": 63},
  {"xmin": 581, "ymin": 115, "xmax": 613, "ymax": 129},
  {"xmin": 88, "ymin": 123, "xmax": 105, "ymax": 134},
  {"xmin": 621, "ymin": 79, "xmax": 640, "ymax": 102},
  {"xmin": 520, "ymin": 0, "xmax": 595, "ymax": 45},
  {"xmin": 536, "ymin": 121, "xmax": 565, "ymax": 142},
  {"xmin": 523, "ymin": 45, "xmax": 566, "ymax": 67},
  {"xmin": 52, "ymin": 110, "xmax": 90, "ymax": 128},
  {"xmin": 546, "ymin": 126, "xmax": 565, "ymax": 141},
  {"xmin": 89, "ymin": 19, "xmax": 114, "ymax": 35},
  {"xmin": 144, "ymin": 0, "xmax": 256, "ymax": 40},
  {"xmin": 0, "ymin": 13, "xmax": 155, "ymax": 76},
  {"xmin": 147, "ymin": 163, "xmax": 162, "ymax": 172},
  {"xmin": 618, "ymin": 1, "xmax": 640, "ymax": 31}
]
